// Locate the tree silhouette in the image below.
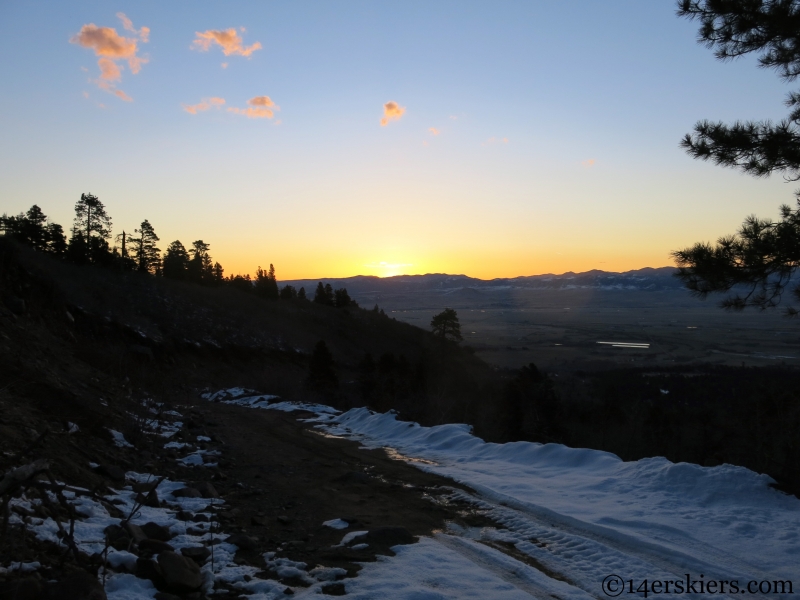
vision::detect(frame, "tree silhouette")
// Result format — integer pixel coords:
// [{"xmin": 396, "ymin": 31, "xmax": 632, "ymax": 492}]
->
[
  {"xmin": 314, "ymin": 282, "xmax": 335, "ymax": 305},
  {"xmin": 308, "ymin": 340, "xmax": 338, "ymax": 391},
  {"xmin": 255, "ymin": 264, "xmax": 279, "ymax": 299},
  {"xmin": 431, "ymin": 308, "xmax": 463, "ymax": 342},
  {"xmin": 130, "ymin": 220, "xmax": 161, "ymax": 274},
  {"xmin": 70, "ymin": 193, "xmax": 112, "ymax": 264},
  {"xmin": 280, "ymin": 284, "xmax": 298, "ymax": 299},
  {"xmin": 334, "ymin": 287, "xmax": 354, "ymax": 308},
  {"xmin": 162, "ymin": 241, "xmax": 190, "ymax": 280},
  {"xmin": 188, "ymin": 240, "xmax": 213, "ymax": 283},
  {"xmin": 677, "ymin": 0, "xmax": 800, "ymax": 181},
  {"xmin": 674, "ymin": 0, "xmax": 800, "ymax": 313},
  {"xmin": 297, "ymin": 286, "xmax": 307, "ymax": 300},
  {"xmin": 0, "ymin": 205, "xmax": 63, "ymax": 253}
]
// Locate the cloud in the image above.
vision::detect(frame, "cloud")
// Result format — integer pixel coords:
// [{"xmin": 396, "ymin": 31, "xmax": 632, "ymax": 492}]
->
[
  {"xmin": 97, "ymin": 58, "xmax": 121, "ymax": 81},
  {"xmin": 429, "ymin": 127, "xmax": 440, "ymax": 136},
  {"xmin": 380, "ymin": 101, "xmax": 405, "ymax": 126},
  {"xmin": 182, "ymin": 97, "xmax": 226, "ymax": 115},
  {"xmin": 449, "ymin": 115, "xmax": 458, "ymax": 120},
  {"xmin": 192, "ymin": 29, "xmax": 262, "ymax": 57},
  {"xmin": 483, "ymin": 136, "xmax": 509, "ymax": 146},
  {"xmin": 221, "ymin": 62, "xmax": 229, "ymax": 69},
  {"xmin": 227, "ymin": 95, "xmax": 278, "ymax": 119},
  {"xmin": 71, "ymin": 15, "xmax": 148, "ymax": 101},
  {"xmin": 116, "ymin": 12, "xmax": 149, "ymax": 43},
  {"xmin": 581, "ymin": 158, "xmax": 597, "ymax": 167}
]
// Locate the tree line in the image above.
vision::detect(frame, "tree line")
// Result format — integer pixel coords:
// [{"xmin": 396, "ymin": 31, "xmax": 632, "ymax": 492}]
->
[{"xmin": 0, "ymin": 193, "xmax": 358, "ymax": 305}]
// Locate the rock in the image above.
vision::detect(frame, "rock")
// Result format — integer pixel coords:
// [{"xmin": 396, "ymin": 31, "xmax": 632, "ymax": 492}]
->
[
  {"xmin": 180, "ymin": 546, "xmax": 211, "ymax": 564},
  {"xmin": 321, "ymin": 582, "xmax": 347, "ymax": 596},
  {"xmin": 227, "ymin": 533, "xmax": 257, "ymax": 550},
  {"xmin": 0, "ymin": 577, "xmax": 42, "ymax": 600},
  {"xmin": 176, "ymin": 510, "xmax": 194, "ymax": 521},
  {"xmin": 141, "ymin": 521, "xmax": 173, "ymax": 541},
  {"xmin": 136, "ymin": 489, "xmax": 161, "ymax": 508},
  {"xmin": 185, "ymin": 527, "xmax": 207, "ymax": 536},
  {"xmin": 44, "ymin": 568, "xmax": 107, "ymax": 600},
  {"xmin": 104, "ymin": 524, "xmax": 131, "ymax": 551},
  {"xmin": 191, "ymin": 513, "xmax": 209, "ymax": 523},
  {"xmin": 131, "ymin": 481, "xmax": 157, "ymax": 494},
  {"xmin": 283, "ymin": 587, "xmax": 294, "ymax": 595},
  {"xmin": 277, "ymin": 515, "xmax": 291, "ymax": 524},
  {"xmin": 123, "ymin": 522, "xmax": 147, "ymax": 544},
  {"xmin": 251, "ymin": 516, "xmax": 266, "ymax": 526},
  {"xmin": 194, "ymin": 481, "xmax": 219, "ymax": 498},
  {"xmin": 138, "ymin": 538, "xmax": 175, "ymax": 554},
  {"xmin": 136, "ymin": 557, "xmax": 164, "ymax": 588},
  {"xmin": 172, "ymin": 487, "xmax": 202, "ymax": 499},
  {"xmin": 154, "ymin": 593, "xmax": 182, "ymax": 600},
  {"xmin": 94, "ymin": 464, "xmax": 126, "ymax": 482},
  {"xmin": 157, "ymin": 551, "xmax": 203, "ymax": 593}
]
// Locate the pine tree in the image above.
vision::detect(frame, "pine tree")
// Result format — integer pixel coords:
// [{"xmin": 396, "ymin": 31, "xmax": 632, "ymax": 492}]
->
[
  {"xmin": 255, "ymin": 264, "xmax": 279, "ymax": 299},
  {"xmin": 297, "ymin": 287, "xmax": 307, "ymax": 300},
  {"xmin": 71, "ymin": 193, "xmax": 112, "ymax": 264},
  {"xmin": 162, "ymin": 240, "xmax": 190, "ymax": 280},
  {"xmin": 188, "ymin": 240, "xmax": 213, "ymax": 283},
  {"xmin": 0, "ymin": 205, "xmax": 53, "ymax": 252},
  {"xmin": 129, "ymin": 220, "xmax": 161, "ymax": 274},
  {"xmin": 280, "ymin": 284, "xmax": 298, "ymax": 299},
  {"xmin": 334, "ymin": 287, "xmax": 354, "ymax": 308},
  {"xmin": 431, "ymin": 308, "xmax": 463, "ymax": 342},
  {"xmin": 313, "ymin": 282, "xmax": 327, "ymax": 304},
  {"xmin": 677, "ymin": 1, "xmax": 800, "ymax": 181},
  {"xmin": 308, "ymin": 340, "xmax": 338, "ymax": 392},
  {"xmin": 674, "ymin": 1, "xmax": 800, "ymax": 313}
]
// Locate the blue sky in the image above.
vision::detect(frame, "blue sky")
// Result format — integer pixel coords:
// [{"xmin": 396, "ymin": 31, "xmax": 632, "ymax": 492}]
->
[{"xmin": 0, "ymin": 1, "xmax": 795, "ymax": 278}]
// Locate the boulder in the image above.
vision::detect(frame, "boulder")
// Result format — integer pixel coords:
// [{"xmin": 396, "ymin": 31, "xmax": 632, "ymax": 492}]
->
[
  {"xmin": 94, "ymin": 464, "xmax": 126, "ymax": 482},
  {"xmin": 123, "ymin": 522, "xmax": 147, "ymax": 544},
  {"xmin": 172, "ymin": 487, "xmax": 202, "ymax": 499},
  {"xmin": 138, "ymin": 538, "xmax": 175, "ymax": 554},
  {"xmin": 136, "ymin": 557, "xmax": 164, "ymax": 589},
  {"xmin": 227, "ymin": 533, "xmax": 257, "ymax": 551},
  {"xmin": 194, "ymin": 481, "xmax": 219, "ymax": 498},
  {"xmin": 157, "ymin": 551, "xmax": 203, "ymax": 593},
  {"xmin": 141, "ymin": 521, "xmax": 172, "ymax": 541},
  {"xmin": 180, "ymin": 546, "xmax": 211, "ymax": 564},
  {"xmin": 44, "ymin": 568, "xmax": 107, "ymax": 600}
]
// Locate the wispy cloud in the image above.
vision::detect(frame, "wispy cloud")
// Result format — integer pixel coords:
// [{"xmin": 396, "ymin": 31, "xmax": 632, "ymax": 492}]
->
[
  {"xmin": 581, "ymin": 158, "xmax": 597, "ymax": 167},
  {"xmin": 116, "ymin": 12, "xmax": 149, "ymax": 43},
  {"xmin": 182, "ymin": 97, "xmax": 226, "ymax": 115},
  {"xmin": 429, "ymin": 127, "xmax": 440, "ymax": 136},
  {"xmin": 70, "ymin": 14, "xmax": 148, "ymax": 101},
  {"xmin": 192, "ymin": 29, "xmax": 261, "ymax": 57},
  {"xmin": 380, "ymin": 101, "xmax": 406, "ymax": 126},
  {"xmin": 483, "ymin": 136, "xmax": 509, "ymax": 146},
  {"xmin": 227, "ymin": 96, "xmax": 279, "ymax": 119}
]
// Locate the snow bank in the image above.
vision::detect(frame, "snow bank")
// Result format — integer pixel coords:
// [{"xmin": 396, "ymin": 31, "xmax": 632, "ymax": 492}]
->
[{"xmin": 319, "ymin": 408, "xmax": 800, "ymax": 577}]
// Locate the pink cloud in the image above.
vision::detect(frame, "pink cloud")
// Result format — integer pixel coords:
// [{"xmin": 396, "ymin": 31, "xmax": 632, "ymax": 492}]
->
[
  {"xmin": 380, "ymin": 101, "xmax": 405, "ymax": 126},
  {"xmin": 192, "ymin": 29, "xmax": 262, "ymax": 57},
  {"xmin": 116, "ymin": 12, "xmax": 149, "ymax": 43},
  {"xmin": 182, "ymin": 97, "xmax": 226, "ymax": 114},
  {"xmin": 71, "ymin": 17, "xmax": 148, "ymax": 101},
  {"xmin": 581, "ymin": 158, "xmax": 597, "ymax": 167},
  {"xmin": 227, "ymin": 96, "xmax": 278, "ymax": 119},
  {"xmin": 429, "ymin": 127, "xmax": 440, "ymax": 136}
]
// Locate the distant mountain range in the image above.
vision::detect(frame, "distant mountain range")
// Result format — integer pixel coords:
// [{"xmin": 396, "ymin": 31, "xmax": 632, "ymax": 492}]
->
[{"xmin": 284, "ymin": 266, "xmax": 683, "ymax": 297}]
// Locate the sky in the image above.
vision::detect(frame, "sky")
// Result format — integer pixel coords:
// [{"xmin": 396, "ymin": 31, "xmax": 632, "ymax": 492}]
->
[{"xmin": 0, "ymin": 1, "xmax": 797, "ymax": 280}]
